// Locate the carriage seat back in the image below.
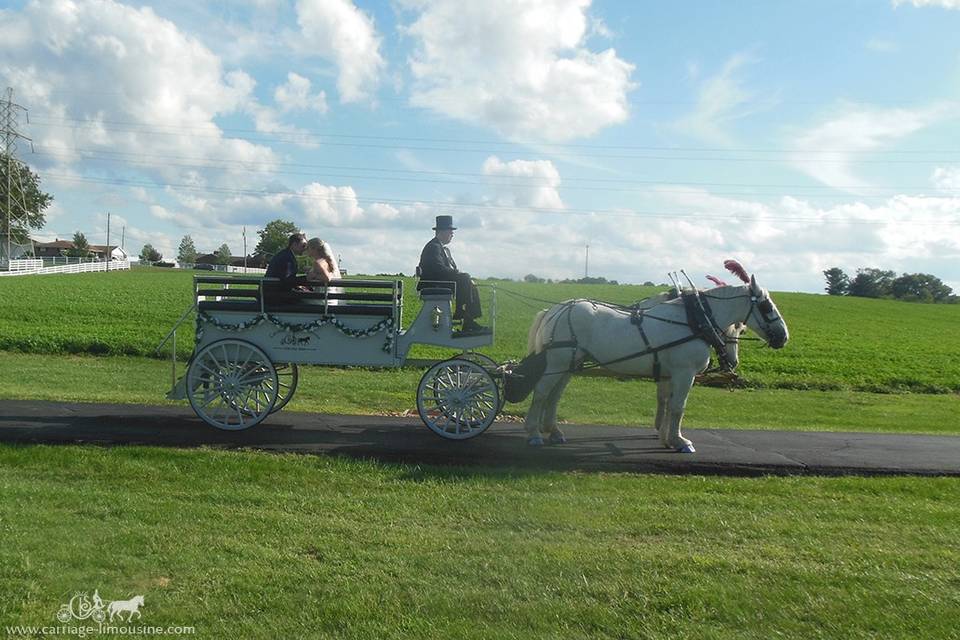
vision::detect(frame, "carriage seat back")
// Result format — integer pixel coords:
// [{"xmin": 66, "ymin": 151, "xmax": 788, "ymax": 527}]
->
[{"xmin": 195, "ymin": 276, "xmax": 401, "ymax": 318}]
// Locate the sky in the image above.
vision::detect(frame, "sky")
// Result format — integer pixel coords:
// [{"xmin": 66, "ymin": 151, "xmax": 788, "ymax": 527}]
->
[{"xmin": 1, "ymin": 0, "xmax": 959, "ymax": 293}]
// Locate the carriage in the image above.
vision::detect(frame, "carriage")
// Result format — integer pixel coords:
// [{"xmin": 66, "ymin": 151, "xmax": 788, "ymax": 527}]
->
[{"xmin": 162, "ymin": 275, "xmax": 504, "ymax": 440}]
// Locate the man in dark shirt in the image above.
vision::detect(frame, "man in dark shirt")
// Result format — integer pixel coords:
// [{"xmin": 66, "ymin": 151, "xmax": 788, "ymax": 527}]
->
[
  {"xmin": 418, "ymin": 215, "xmax": 486, "ymax": 333},
  {"xmin": 265, "ymin": 233, "xmax": 307, "ymax": 297}
]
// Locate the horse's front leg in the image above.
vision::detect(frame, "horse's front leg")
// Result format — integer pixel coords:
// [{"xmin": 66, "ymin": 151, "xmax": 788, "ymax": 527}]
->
[
  {"xmin": 541, "ymin": 373, "xmax": 571, "ymax": 444},
  {"xmin": 654, "ymin": 377, "xmax": 671, "ymax": 448},
  {"xmin": 665, "ymin": 373, "xmax": 696, "ymax": 453}
]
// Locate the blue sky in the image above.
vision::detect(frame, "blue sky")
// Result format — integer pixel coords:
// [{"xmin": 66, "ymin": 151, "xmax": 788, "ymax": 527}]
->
[{"xmin": 1, "ymin": 0, "xmax": 958, "ymax": 292}]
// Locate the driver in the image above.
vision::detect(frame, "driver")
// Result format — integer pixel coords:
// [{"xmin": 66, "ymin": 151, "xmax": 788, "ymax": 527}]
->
[{"xmin": 417, "ymin": 215, "xmax": 487, "ymax": 334}]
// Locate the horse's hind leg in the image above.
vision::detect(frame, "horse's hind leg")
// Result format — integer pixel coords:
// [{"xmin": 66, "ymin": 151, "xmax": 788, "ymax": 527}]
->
[
  {"xmin": 524, "ymin": 381, "xmax": 551, "ymax": 446},
  {"xmin": 542, "ymin": 373, "xmax": 571, "ymax": 444}
]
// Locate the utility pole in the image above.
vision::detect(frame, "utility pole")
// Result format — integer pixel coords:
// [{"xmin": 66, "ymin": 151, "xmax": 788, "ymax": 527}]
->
[
  {"xmin": 1, "ymin": 87, "xmax": 34, "ymax": 267},
  {"xmin": 584, "ymin": 243, "xmax": 590, "ymax": 279},
  {"xmin": 105, "ymin": 212, "xmax": 110, "ymax": 271},
  {"xmin": 243, "ymin": 226, "xmax": 247, "ymax": 273}
]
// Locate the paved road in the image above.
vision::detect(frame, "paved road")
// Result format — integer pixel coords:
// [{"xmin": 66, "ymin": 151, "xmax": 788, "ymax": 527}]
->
[{"xmin": 1, "ymin": 400, "xmax": 958, "ymax": 477}]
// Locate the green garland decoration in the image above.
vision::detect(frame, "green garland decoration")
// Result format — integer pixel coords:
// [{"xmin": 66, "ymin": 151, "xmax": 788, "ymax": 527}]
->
[{"xmin": 197, "ymin": 311, "xmax": 395, "ymax": 352}]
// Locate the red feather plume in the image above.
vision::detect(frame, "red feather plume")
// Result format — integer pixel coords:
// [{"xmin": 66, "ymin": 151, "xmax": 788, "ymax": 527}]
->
[
  {"xmin": 723, "ymin": 259, "xmax": 750, "ymax": 284},
  {"xmin": 706, "ymin": 274, "xmax": 728, "ymax": 287}
]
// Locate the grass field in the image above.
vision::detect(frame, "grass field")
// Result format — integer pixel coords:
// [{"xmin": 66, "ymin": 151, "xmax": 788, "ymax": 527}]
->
[
  {"xmin": 1, "ymin": 268, "xmax": 959, "ymax": 393},
  {"xmin": 2, "ymin": 445, "xmax": 958, "ymax": 639}
]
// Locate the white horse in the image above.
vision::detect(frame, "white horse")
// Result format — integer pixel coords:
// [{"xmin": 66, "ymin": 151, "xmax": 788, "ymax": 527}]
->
[
  {"xmin": 522, "ymin": 272, "xmax": 788, "ymax": 452},
  {"xmin": 108, "ymin": 595, "xmax": 144, "ymax": 623}
]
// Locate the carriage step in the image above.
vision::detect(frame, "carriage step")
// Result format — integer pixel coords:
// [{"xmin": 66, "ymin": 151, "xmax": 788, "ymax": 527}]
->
[{"xmin": 167, "ymin": 376, "xmax": 188, "ymax": 400}]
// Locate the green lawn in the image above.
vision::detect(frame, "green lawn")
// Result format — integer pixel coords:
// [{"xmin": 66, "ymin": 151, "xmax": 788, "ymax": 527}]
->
[
  {"xmin": 1, "ymin": 445, "xmax": 957, "ymax": 639},
  {"xmin": 2, "ymin": 351, "xmax": 958, "ymax": 435},
  {"xmin": 1, "ymin": 268, "xmax": 958, "ymax": 393}
]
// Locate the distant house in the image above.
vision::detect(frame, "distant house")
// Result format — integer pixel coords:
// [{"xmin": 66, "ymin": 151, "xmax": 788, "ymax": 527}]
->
[
  {"xmin": 33, "ymin": 239, "xmax": 74, "ymax": 258},
  {"xmin": 33, "ymin": 239, "xmax": 127, "ymax": 260}
]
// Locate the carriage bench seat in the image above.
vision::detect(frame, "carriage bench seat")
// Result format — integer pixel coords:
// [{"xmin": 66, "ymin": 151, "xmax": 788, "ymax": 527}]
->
[{"xmin": 197, "ymin": 300, "xmax": 396, "ymax": 317}]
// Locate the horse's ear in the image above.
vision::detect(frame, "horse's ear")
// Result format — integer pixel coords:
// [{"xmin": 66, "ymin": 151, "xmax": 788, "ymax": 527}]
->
[{"xmin": 750, "ymin": 274, "xmax": 758, "ymax": 293}]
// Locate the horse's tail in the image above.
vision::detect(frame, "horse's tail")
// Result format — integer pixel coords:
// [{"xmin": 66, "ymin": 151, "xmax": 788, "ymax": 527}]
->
[{"xmin": 526, "ymin": 309, "xmax": 548, "ymax": 355}]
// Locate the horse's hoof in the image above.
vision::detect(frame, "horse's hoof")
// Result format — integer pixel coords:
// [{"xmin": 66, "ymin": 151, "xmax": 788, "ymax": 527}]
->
[
  {"xmin": 527, "ymin": 436, "xmax": 544, "ymax": 447},
  {"xmin": 677, "ymin": 444, "xmax": 696, "ymax": 454},
  {"xmin": 547, "ymin": 432, "xmax": 567, "ymax": 445}
]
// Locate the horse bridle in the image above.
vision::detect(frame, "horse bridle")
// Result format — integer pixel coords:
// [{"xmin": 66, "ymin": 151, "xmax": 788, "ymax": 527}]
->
[{"xmin": 702, "ymin": 289, "xmax": 782, "ymax": 346}]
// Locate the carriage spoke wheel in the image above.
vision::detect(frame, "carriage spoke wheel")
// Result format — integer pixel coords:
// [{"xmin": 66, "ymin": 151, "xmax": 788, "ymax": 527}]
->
[
  {"xmin": 187, "ymin": 339, "xmax": 278, "ymax": 430},
  {"xmin": 270, "ymin": 363, "xmax": 299, "ymax": 413},
  {"xmin": 455, "ymin": 352, "xmax": 505, "ymax": 411},
  {"xmin": 417, "ymin": 358, "xmax": 500, "ymax": 440}
]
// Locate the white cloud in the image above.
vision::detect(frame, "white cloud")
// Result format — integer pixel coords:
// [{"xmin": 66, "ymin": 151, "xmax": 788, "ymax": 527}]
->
[
  {"xmin": 892, "ymin": 0, "xmax": 960, "ymax": 8},
  {"xmin": 674, "ymin": 52, "xmax": 774, "ymax": 145},
  {"xmin": 294, "ymin": 0, "xmax": 385, "ymax": 103},
  {"xmin": 790, "ymin": 103, "xmax": 951, "ymax": 192},
  {"xmin": 274, "ymin": 72, "xmax": 328, "ymax": 113},
  {"xmin": 0, "ymin": 0, "xmax": 280, "ymax": 185},
  {"xmin": 400, "ymin": 0, "xmax": 635, "ymax": 142},
  {"xmin": 482, "ymin": 156, "xmax": 564, "ymax": 209},
  {"xmin": 932, "ymin": 167, "xmax": 960, "ymax": 191}
]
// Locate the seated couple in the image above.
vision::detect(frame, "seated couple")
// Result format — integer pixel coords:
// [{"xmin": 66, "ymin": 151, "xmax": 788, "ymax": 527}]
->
[{"xmin": 265, "ymin": 233, "xmax": 342, "ymax": 303}]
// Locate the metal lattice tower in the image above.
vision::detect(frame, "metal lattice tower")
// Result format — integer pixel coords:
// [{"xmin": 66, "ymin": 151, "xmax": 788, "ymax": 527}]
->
[{"xmin": 1, "ymin": 87, "xmax": 35, "ymax": 266}]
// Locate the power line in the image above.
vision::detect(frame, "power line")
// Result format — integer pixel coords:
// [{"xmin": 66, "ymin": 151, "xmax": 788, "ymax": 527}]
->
[
  {"xmin": 39, "ymin": 171, "xmax": 960, "ymax": 227},
  {"xmin": 27, "ymin": 116, "xmax": 960, "ymax": 162},
  {"xmin": 30, "ymin": 146, "xmax": 959, "ymax": 199}
]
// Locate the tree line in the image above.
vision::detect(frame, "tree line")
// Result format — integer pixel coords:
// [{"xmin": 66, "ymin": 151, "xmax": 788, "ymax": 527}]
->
[
  {"xmin": 139, "ymin": 219, "xmax": 304, "ymax": 266},
  {"xmin": 823, "ymin": 267, "xmax": 956, "ymax": 303}
]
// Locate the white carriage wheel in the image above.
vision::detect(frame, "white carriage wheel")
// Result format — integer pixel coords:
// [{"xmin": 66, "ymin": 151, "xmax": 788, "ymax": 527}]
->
[
  {"xmin": 270, "ymin": 363, "xmax": 299, "ymax": 414},
  {"xmin": 187, "ymin": 339, "xmax": 278, "ymax": 430},
  {"xmin": 417, "ymin": 358, "xmax": 500, "ymax": 440},
  {"xmin": 455, "ymin": 352, "xmax": 506, "ymax": 411}
]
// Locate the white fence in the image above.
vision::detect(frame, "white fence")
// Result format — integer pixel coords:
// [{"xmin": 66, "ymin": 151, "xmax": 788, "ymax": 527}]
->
[
  {"xmin": 0, "ymin": 260, "xmax": 131, "ymax": 277},
  {"xmin": 5, "ymin": 259, "xmax": 44, "ymax": 270}
]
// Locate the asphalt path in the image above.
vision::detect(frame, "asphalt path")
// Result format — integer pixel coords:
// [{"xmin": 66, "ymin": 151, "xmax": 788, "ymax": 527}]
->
[{"xmin": 1, "ymin": 400, "xmax": 958, "ymax": 477}]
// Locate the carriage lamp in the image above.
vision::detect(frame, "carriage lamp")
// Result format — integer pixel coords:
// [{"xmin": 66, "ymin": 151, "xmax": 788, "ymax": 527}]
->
[{"xmin": 431, "ymin": 305, "xmax": 443, "ymax": 330}]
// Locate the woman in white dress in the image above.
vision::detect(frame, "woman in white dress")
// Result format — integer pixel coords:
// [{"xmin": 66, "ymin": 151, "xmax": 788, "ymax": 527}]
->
[{"xmin": 305, "ymin": 238, "xmax": 343, "ymax": 305}]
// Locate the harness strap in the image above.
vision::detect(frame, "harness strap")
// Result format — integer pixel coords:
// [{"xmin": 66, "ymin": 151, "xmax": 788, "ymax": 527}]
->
[{"xmin": 631, "ymin": 311, "xmax": 660, "ymax": 380}]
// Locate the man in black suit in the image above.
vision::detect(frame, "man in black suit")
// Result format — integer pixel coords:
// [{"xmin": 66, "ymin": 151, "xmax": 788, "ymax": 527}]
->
[
  {"xmin": 264, "ymin": 233, "xmax": 307, "ymax": 301},
  {"xmin": 418, "ymin": 215, "xmax": 486, "ymax": 333}
]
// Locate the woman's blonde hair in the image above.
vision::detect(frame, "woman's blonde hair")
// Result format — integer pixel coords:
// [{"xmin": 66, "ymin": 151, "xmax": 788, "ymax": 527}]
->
[
  {"xmin": 306, "ymin": 237, "xmax": 330, "ymax": 254},
  {"xmin": 307, "ymin": 237, "xmax": 334, "ymax": 266}
]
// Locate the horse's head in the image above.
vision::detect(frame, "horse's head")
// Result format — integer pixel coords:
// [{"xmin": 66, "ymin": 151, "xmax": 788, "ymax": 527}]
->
[{"xmin": 745, "ymin": 275, "xmax": 789, "ymax": 349}]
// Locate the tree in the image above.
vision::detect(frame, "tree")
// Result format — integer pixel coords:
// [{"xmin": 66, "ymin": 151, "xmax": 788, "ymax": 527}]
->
[
  {"xmin": 0, "ymin": 152, "xmax": 53, "ymax": 243},
  {"xmin": 177, "ymin": 235, "xmax": 198, "ymax": 265},
  {"xmin": 66, "ymin": 231, "xmax": 91, "ymax": 258},
  {"xmin": 848, "ymin": 268, "xmax": 895, "ymax": 299},
  {"xmin": 139, "ymin": 244, "xmax": 162, "ymax": 263},
  {"xmin": 890, "ymin": 273, "xmax": 953, "ymax": 303},
  {"xmin": 523, "ymin": 273, "xmax": 545, "ymax": 283},
  {"xmin": 254, "ymin": 219, "xmax": 301, "ymax": 257},
  {"xmin": 822, "ymin": 267, "xmax": 849, "ymax": 296},
  {"xmin": 215, "ymin": 243, "xmax": 232, "ymax": 265}
]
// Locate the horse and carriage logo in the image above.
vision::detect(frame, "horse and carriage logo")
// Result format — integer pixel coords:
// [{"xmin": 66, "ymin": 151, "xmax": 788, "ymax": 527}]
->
[
  {"xmin": 56, "ymin": 589, "xmax": 145, "ymax": 624},
  {"xmin": 279, "ymin": 333, "xmax": 312, "ymax": 346}
]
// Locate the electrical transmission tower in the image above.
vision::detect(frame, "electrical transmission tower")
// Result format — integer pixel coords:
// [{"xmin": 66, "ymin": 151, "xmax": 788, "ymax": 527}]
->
[{"xmin": 1, "ymin": 87, "xmax": 35, "ymax": 267}]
